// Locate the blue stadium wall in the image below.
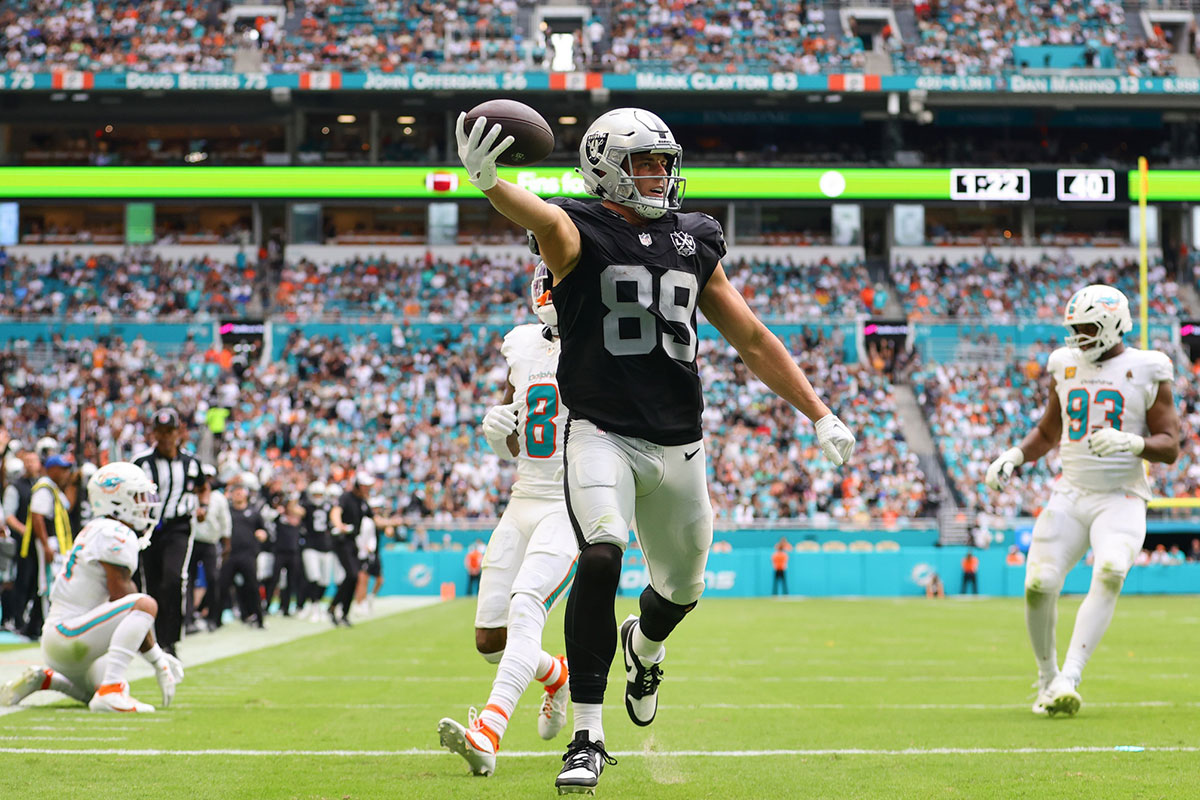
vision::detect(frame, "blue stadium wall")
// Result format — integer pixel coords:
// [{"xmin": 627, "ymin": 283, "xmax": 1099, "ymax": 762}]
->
[{"xmin": 379, "ymin": 545, "xmax": 1200, "ymax": 598}]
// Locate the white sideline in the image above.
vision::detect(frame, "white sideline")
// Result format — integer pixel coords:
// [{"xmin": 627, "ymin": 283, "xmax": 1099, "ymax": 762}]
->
[
  {"xmin": 0, "ymin": 596, "xmax": 438, "ymax": 715},
  {"xmin": 0, "ymin": 745, "xmax": 1192, "ymax": 757},
  {"xmin": 149, "ymin": 700, "xmax": 1200, "ymax": 712}
]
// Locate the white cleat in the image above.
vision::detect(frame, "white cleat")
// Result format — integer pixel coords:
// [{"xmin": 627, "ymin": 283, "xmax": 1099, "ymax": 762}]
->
[
  {"xmin": 88, "ymin": 683, "xmax": 155, "ymax": 713},
  {"xmin": 1031, "ymin": 674, "xmax": 1055, "ymax": 716},
  {"xmin": 1045, "ymin": 674, "xmax": 1081, "ymax": 717},
  {"xmin": 0, "ymin": 665, "xmax": 49, "ymax": 706},
  {"xmin": 538, "ymin": 656, "xmax": 570, "ymax": 740},
  {"xmin": 438, "ymin": 712, "xmax": 497, "ymax": 777}
]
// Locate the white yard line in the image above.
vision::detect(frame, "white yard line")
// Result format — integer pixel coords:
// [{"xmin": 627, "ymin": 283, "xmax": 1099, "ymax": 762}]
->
[
  {"xmin": 0, "ymin": 745, "xmax": 1191, "ymax": 757},
  {"xmin": 163, "ymin": 700, "xmax": 1200, "ymax": 712},
  {"xmin": 0, "ymin": 735, "xmax": 127, "ymax": 741},
  {"xmin": 201, "ymin": 672, "xmax": 1199, "ymax": 685}
]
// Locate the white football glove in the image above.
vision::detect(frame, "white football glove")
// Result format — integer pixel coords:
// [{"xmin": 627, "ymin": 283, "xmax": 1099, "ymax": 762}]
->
[
  {"xmin": 814, "ymin": 413, "xmax": 855, "ymax": 466},
  {"xmin": 985, "ymin": 446, "xmax": 1025, "ymax": 491},
  {"xmin": 455, "ymin": 112, "xmax": 514, "ymax": 192},
  {"xmin": 1087, "ymin": 427, "xmax": 1145, "ymax": 457},
  {"xmin": 481, "ymin": 401, "xmax": 521, "ymax": 460},
  {"xmin": 149, "ymin": 651, "xmax": 184, "ymax": 708}
]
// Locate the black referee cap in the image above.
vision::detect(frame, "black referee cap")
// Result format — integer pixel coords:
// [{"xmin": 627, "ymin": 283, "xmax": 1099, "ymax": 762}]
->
[{"xmin": 153, "ymin": 407, "xmax": 182, "ymax": 429}]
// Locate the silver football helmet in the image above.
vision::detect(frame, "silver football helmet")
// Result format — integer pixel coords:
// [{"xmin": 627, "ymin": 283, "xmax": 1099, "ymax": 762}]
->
[
  {"xmin": 530, "ymin": 261, "xmax": 558, "ymax": 335},
  {"xmin": 577, "ymin": 108, "xmax": 685, "ymax": 220}
]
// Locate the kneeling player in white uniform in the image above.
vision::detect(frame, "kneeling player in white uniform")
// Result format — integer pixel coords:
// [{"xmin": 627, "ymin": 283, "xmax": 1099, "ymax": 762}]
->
[
  {"xmin": 986, "ymin": 285, "xmax": 1179, "ymax": 716},
  {"xmin": 439, "ymin": 264, "xmax": 579, "ymax": 776},
  {"xmin": 0, "ymin": 462, "xmax": 185, "ymax": 712}
]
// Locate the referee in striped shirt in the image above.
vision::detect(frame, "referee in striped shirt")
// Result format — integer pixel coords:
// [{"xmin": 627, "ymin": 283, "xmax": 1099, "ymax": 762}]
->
[{"xmin": 133, "ymin": 407, "xmax": 207, "ymax": 656}]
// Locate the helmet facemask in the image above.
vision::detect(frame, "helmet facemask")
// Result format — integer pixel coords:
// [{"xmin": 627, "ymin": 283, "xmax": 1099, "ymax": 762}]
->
[
  {"xmin": 123, "ymin": 489, "xmax": 160, "ymax": 534},
  {"xmin": 607, "ymin": 148, "xmax": 686, "ymax": 220}
]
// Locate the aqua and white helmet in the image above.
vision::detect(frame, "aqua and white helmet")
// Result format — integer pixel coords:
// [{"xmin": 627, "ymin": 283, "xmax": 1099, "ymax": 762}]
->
[
  {"xmin": 530, "ymin": 261, "xmax": 557, "ymax": 334},
  {"xmin": 1063, "ymin": 284, "xmax": 1132, "ymax": 362},
  {"xmin": 577, "ymin": 108, "xmax": 685, "ymax": 220},
  {"xmin": 88, "ymin": 462, "xmax": 159, "ymax": 534}
]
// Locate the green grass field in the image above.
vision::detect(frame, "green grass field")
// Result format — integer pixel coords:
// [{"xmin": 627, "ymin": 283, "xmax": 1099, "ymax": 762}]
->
[{"xmin": 2, "ymin": 595, "xmax": 1198, "ymax": 800}]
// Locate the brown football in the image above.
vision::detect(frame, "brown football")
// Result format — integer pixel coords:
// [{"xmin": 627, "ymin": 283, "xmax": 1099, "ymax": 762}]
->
[{"xmin": 463, "ymin": 99, "xmax": 555, "ymax": 166}]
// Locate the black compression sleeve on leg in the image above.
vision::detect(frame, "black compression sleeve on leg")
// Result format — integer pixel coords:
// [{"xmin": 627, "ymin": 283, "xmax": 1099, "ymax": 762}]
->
[
  {"xmin": 637, "ymin": 585, "xmax": 695, "ymax": 642},
  {"xmin": 565, "ymin": 542, "xmax": 623, "ymax": 705}
]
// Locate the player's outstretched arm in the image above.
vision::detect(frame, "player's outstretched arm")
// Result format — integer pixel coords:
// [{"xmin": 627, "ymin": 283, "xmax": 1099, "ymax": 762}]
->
[
  {"xmin": 455, "ymin": 113, "xmax": 580, "ymax": 277},
  {"xmin": 699, "ymin": 264, "xmax": 855, "ymax": 465},
  {"xmin": 985, "ymin": 379, "xmax": 1062, "ymax": 490}
]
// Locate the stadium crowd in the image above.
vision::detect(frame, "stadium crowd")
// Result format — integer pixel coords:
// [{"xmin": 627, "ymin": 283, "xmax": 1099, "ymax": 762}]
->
[
  {"xmin": 0, "ymin": 249, "xmax": 886, "ymax": 321},
  {"xmin": 724, "ymin": 256, "xmax": 888, "ymax": 320},
  {"xmin": 0, "ymin": 320, "xmax": 930, "ymax": 526},
  {"xmin": 901, "ymin": 0, "xmax": 1179, "ymax": 76},
  {"xmin": 2, "ymin": 0, "xmax": 1186, "ymax": 76},
  {"xmin": 892, "ymin": 253, "xmax": 1185, "ymax": 320},
  {"xmin": 599, "ymin": 0, "xmax": 866, "ymax": 74},
  {"xmin": 0, "ymin": 249, "xmax": 258, "ymax": 319},
  {"xmin": 273, "ymin": 251, "xmax": 532, "ymax": 320}
]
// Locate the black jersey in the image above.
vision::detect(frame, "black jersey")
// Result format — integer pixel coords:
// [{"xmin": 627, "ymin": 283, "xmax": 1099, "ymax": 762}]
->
[
  {"xmin": 548, "ymin": 197, "xmax": 725, "ymax": 445},
  {"xmin": 301, "ymin": 499, "xmax": 332, "ymax": 552}
]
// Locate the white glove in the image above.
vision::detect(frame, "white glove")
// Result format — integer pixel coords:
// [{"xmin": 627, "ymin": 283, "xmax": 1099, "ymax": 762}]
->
[
  {"xmin": 1087, "ymin": 427, "xmax": 1145, "ymax": 457},
  {"xmin": 481, "ymin": 401, "xmax": 521, "ymax": 459},
  {"xmin": 814, "ymin": 413, "xmax": 855, "ymax": 466},
  {"xmin": 147, "ymin": 649, "xmax": 184, "ymax": 708},
  {"xmin": 455, "ymin": 112, "xmax": 514, "ymax": 192},
  {"xmin": 985, "ymin": 446, "xmax": 1025, "ymax": 491}
]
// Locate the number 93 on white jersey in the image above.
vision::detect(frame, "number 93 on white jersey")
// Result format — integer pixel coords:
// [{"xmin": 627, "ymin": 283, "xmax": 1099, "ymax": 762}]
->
[{"xmin": 1049, "ymin": 346, "xmax": 1172, "ymax": 498}]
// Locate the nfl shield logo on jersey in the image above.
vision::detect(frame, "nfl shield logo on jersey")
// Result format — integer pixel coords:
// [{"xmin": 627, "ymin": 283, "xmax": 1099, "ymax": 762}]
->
[
  {"xmin": 670, "ymin": 230, "xmax": 696, "ymax": 257},
  {"xmin": 584, "ymin": 132, "xmax": 609, "ymax": 166},
  {"xmin": 639, "ymin": 232, "xmax": 652, "ymax": 246}
]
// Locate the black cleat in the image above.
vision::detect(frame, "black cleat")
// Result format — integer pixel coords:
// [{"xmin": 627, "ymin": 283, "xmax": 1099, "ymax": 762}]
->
[{"xmin": 620, "ymin": 615, "xmax": 663, "ymax": 727}]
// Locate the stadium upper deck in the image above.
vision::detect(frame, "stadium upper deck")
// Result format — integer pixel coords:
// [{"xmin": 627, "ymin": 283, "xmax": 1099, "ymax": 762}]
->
[{"xmin": 1, "ymin": 0, "xmax": 1196, "ymax": 82}]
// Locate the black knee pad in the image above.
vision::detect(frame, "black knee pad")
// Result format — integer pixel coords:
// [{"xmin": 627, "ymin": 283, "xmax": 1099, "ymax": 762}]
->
[
  {"xmin": 577, "ymin": 542, "xmax": 623, "ymax": 586},
  {"xmin": 638, "ymin": 585, "xmax": 695, "ymax": 642}
]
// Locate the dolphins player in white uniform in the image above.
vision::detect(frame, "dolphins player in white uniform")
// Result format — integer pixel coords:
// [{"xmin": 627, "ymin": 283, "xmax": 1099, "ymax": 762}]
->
[
  {"xmin": 439, "ymin": 263, "xmax": 579, "ymax": 776},
  {"xmin": 985, "ymin": 285, "xmax": 1179, "ymax": 716},
  {"xmin": 0, "ymin": 462, "xmax": 185, "ymax": 712}
]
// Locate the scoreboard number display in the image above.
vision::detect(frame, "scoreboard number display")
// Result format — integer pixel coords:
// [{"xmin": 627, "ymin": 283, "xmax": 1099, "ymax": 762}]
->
[
  {"xmin": 1056, "ymin": 169, "xmax": 1115, "ymax": 202},
  {"xmin": 949, "ymin": 169, "xmax": 1030, "ymax": 201}
]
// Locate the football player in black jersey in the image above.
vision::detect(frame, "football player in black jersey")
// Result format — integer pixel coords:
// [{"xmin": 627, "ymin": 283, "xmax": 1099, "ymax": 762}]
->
[{"xmin": 457, "ymin": 107, "xmax": 856, "ymax": 794}]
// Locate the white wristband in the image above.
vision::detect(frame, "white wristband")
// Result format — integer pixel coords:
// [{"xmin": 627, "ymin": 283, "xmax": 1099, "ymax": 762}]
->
[
  {"xmin": 144, "ymin": 644, "xmax": 164, "ymax": 664},
  {"xmin": 1002, "ymin": 446, "xmax": 1025, "ymax": 467}
]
